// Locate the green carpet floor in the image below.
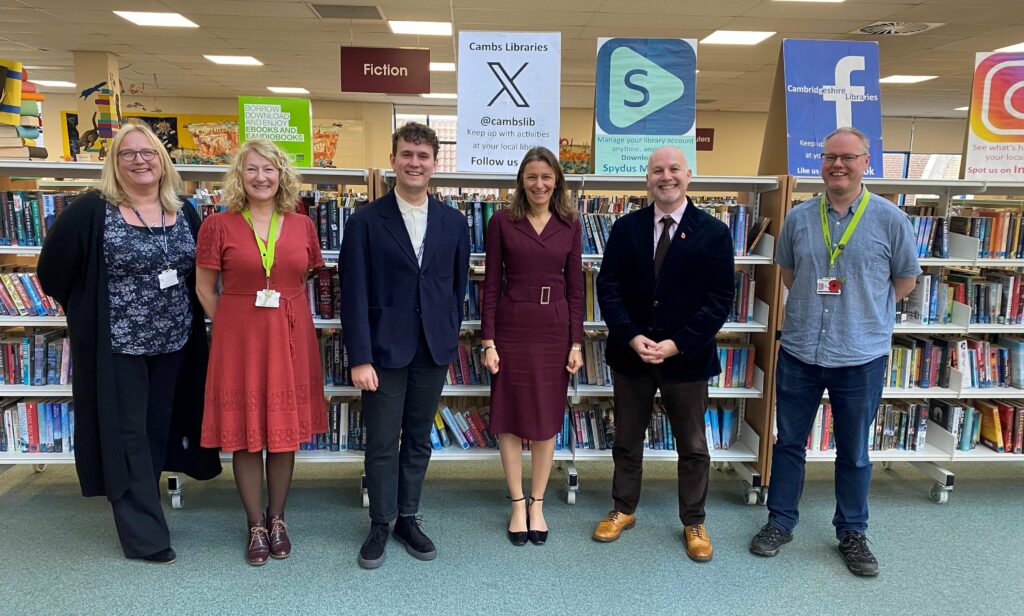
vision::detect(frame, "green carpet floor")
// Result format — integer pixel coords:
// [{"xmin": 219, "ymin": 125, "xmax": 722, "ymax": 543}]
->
[{"xmin": 2, "ymin": 459, "xmax": 1023, "ymax": 615}]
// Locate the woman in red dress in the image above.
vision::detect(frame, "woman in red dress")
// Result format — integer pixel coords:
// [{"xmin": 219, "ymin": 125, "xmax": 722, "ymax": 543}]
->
[
  {"xmin": 195, "ymin": 140, "xmax": 326, "ymax": 566},
  {"xmin": 481, "ymin": 146, "xmax": 584, "ymax": 546}
]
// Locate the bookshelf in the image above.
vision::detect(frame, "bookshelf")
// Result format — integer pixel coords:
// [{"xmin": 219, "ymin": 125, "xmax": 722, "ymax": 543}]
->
[
  {"xmin": 784, "ymin": 176, "xmax": 1024, "ymax": 505},
  {"xmin": 377, "ymin": 169, "xmax": 788, "ymax": 506}
]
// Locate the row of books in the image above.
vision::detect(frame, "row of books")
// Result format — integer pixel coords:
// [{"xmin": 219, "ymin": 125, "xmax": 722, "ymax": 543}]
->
[
  {"xmin": 0, "ymin": 271, "xmax": 64, "ymax": 317},
  {"xmin": 886, "ymin": 335, "xmax": 1024, "ymax": 390},
  {"xmin": 0, "ymin": 329, "xmax": 72, "ymax": 386},
  {"xmin": 577, "ymin": 339, "xmax": 612, "ymax": 387},
  {"xmin": 709, "ymin": 345, "xmax": 757, "ymax": 389},
  {"xmin": 447, "ymin": 344, "xmax": 491, "ymax": 386},
  {"xmin": 0, "ymin": 399, "xmax": 74, "ymax": 453},
  {"xmin": 319, "ymin": 332, "xmax": 350, "ymax": 386},
  {"xmin": 909, "ymin": 215, "xmax": 949, "ymax": 259},
  {"xmin": 0, "ymin": 191, "xmax": 69, "ymax": 247},
  {"xmin": 568, "ymin": 402, "xmax": 741, "ymax": 451},
  {"xmin": 306, "ymin": 266, "xmax": 340, "ymax": 320},
  {"xmin": 950, "ymin": 210, "xmax": 1024, "ymax": 259},
  {"xmin": 930, "ymin": 399, "xmax": 1022, "ymax": 453},
  {"xmin": 807, "ymin": 401, "xmax": 928, "ymax": 453},
  {"xmin": 951, "ymin": 270, "xmax": 1022, "ymax": 325},
  {"xmin": 302, "ymin": 194, "xmax": 364, "ymax": 251}
]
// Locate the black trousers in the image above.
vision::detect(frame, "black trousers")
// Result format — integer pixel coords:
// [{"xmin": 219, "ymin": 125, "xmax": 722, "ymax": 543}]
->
[
  {"xmin": 109, "ymin": 350, "xmax": 184, "ymax": 558},
  {"xmin": 611, "ymin": 368, "xmax": 710, "ymax": 526},
  {"xmin": 362, "ymin": 333, "xmax": 448, "ymax": 523}
]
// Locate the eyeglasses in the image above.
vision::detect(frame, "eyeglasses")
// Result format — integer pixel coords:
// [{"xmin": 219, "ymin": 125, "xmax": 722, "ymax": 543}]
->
[
  {"xmin": 118, "ymin": 148, "xmax": 160, "ymax": 162},
  {"xmin": 821, "ymin": 153, "xmax": 867, "ymax": 164}
]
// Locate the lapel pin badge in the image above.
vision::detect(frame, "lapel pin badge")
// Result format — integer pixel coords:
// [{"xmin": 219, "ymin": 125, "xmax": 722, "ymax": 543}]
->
[{"xmin": 679, "ymin": 231, "xmax": 686, "ymax": 240}]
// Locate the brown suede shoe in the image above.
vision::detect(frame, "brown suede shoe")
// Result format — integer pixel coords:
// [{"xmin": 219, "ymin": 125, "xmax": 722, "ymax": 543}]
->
[
  {"xmin": 592, "ymin": 510, "xmax": 636, "ymax": 543},
  {"xmin": 684, "ymin": 524, "xmax": 714, "ymax": 562},
  {"xmin": 267, "ymin": 513, "xmax": 291, "ymax": 559},
  {"xmin": 246, "ymin": 519, "xmax": 271, "ymax": 566}
]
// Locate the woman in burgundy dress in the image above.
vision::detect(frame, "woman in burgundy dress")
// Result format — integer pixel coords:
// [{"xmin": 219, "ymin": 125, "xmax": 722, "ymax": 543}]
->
[
  {"xmin": 481, "ymin": 146, "xmax": 584, "ymax": 546},
  {"xmin": 195, "ymin": 140, "xmax": 326, "ymax": 566}
]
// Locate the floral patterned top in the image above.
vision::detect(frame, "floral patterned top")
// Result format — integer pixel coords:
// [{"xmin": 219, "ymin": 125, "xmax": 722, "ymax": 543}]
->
[{"xmin": 104, "ymin": 202, "xmax": 195, "ymax": 355}]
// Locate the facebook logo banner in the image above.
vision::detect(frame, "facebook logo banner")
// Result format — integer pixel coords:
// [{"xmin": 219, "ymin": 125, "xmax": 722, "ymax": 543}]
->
[
  {"xmin": 782, "ymin": 39, "xmax": 883, "ymax": 177},
  {"xmin": 594, "ymin": 38, "xmax": 698, "ymax": 176}
]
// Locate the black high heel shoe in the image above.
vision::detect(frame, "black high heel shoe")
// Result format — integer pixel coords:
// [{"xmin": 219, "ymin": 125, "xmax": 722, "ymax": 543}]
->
[
  {"xmin": 528, "ymin": 496, "xmax": 548, "ymax": 546},
  {"xmin": 507, "ymin": 496, "xmax": 528, "ymax": 546}
]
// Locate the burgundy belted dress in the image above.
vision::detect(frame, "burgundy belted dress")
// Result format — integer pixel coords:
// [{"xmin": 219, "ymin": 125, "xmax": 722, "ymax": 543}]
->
[
  {"xmin": 196, "ymin": 211, "xmax": 327, "ymax": 453},
  {"xmin": 481, "ymin": 209, "xmax": 585, "ymax": 440}
]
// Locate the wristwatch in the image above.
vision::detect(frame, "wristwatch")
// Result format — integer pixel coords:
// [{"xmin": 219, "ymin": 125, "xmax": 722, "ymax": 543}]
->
[
  {"xmin": 480, "ymin": 344, "xmax": 497, "ymax": 353},
  {"xmin": 570, "ymin": 345, "xmax": 583, "ymax": 352}
]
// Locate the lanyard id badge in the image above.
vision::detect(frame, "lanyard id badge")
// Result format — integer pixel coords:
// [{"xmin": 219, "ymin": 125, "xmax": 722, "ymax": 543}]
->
[
  {"xmin": 133, "ymin": 207, "xmax": 179, "ymax": 290},
  {"xmin": 817, "ymin": 190, "xmax": 870, "ymax": 295},
  {"xmin": 242, "ymin": 208, "xmax": 281, "ymax": 308}
]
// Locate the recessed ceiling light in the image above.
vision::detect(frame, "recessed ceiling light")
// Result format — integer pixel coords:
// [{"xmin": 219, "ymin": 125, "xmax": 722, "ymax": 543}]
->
[
  {"xmin": 954, "ymin": 106, "xmax": 968, "ymax": 111},
  {"xmin": 878, "ymin": 75, "xmax": 937, "ymax": 83},
  {"xmin": 421, "ymin": 93, "xmax": 457, "ymax": 99},
  {"xmin": 994, "ymin": 42, "xmax": 1024, "ymax": 52},
  {"xmin": 388, "ymin": 21, "xmax": 452, "ymax": 36},
  {"xmin": 204, "ymin": 55, "xmax": 263, "ymax": 66},
  {"xmin": 700, "ymin": 31, "xmax": 775, "ymax": 45},
  {"xmin": 267, "ymin": 87, "xmax": 309, "ymax": 94},
  {"xmin": 430, "ymin": 62, "xmax": 456, "ymax": 72},
  {"xmin": 113, "ymin": 11, "xmax": 199, "ymax": 27},
  {"xmin": 29, "ymin": 80, "xmax": 76, "ymax": 87}
]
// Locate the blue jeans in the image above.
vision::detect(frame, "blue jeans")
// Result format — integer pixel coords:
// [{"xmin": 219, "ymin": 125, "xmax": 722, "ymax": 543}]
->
[{"xmin": 766, "ymin": 348, "xmax": 887, "ymax": 539}]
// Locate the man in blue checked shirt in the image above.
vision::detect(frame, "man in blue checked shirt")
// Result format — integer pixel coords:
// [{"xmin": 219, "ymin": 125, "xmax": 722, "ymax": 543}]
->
[{"xmin": 749, "ymin": 127, "xmax": 921, "ymax": 577}]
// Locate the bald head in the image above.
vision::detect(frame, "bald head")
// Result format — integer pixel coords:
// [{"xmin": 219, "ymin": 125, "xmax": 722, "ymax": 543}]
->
[{"xmin": 646, "ymin": 146, "xmax": 692, "ymax": 212}]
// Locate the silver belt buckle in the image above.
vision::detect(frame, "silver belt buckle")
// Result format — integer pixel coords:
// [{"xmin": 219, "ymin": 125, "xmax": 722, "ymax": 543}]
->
[{"xmin": 540, "ymin": 286, "xmax": 551, "ymax": 305}]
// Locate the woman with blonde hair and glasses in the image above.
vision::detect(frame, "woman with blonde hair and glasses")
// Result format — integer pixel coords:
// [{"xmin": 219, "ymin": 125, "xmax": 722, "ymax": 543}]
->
[
  {"xmin": 195, "ymin": 139, "xmax": 326, "ymax": 566},
  {"xmin": 38, "ymin": 121, "xmax": 221, "ymax": 565}
]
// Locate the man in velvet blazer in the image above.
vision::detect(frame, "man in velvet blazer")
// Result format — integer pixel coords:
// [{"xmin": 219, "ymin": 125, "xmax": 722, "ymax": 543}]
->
[
  {"xmin": 593, "ymin": 146, "xmax": 735, "ymax": 562},
  {"xmin": 341, "ymin": 122, "xmax": 469, "ymax": 569}
]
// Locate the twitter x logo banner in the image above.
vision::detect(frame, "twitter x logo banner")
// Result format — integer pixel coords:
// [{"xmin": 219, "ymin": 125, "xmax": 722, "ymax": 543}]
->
[
  {"xmin": 594, "ymin": 38, "xmax": 698, "ymax": 176},
  {"xmin": 782, "ymin": 39, "xmax": 883, "ymax": 177}
]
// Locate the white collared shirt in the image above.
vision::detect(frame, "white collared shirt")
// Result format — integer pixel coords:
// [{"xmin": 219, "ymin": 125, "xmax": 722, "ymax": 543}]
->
[
  {"xmin": 652, "ymin": 201, "xmax": 686, "ymax": 258},
  {"xmin": 396, "ymin": 192, "xmax": 428, "ymax": 265}
]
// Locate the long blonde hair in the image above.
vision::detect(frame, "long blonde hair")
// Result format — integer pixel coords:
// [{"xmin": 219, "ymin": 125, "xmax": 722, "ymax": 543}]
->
[
  {"xmin": 98, "ymin": 122, "xmax": 182, "ymax": 212},
  {"xmin": 221, "ymin": 140, "xmax": 301, "ymax": 213}
]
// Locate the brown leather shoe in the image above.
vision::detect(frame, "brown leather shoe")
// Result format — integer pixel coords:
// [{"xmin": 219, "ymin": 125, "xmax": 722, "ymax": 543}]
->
[
  {"xmin": 246, "ymin": 519, "xmax": 270, "ymax": 566},
  {"xmin": 684, "ymin": 524, "xmax": 714, "ymax": 562},
  {"xmin": 267, "ymin": 513, "xmax": 291, "ymax": 559},
  {"xmin": 592, "ymin": 510, "xmax": 636, "ymax": 543}
]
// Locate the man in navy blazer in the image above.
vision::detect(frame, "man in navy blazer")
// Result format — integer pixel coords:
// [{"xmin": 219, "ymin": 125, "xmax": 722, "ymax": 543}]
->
[
  {"xmin": 341, "ymin": 122, "xmax": 469, "ymax": 569},
  {"xmin": 593, "ymin": 146, "xmax": 734, "ymax": 562}
]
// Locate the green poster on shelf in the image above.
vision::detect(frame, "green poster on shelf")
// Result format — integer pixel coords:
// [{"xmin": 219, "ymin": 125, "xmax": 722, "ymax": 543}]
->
[{"xmin": 237, "ymin": 96, "xmax": 313, "ymax": 167}]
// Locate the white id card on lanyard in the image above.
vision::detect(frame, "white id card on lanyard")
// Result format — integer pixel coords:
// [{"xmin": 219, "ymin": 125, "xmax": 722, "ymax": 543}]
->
[
  {"xmin": 158, "ymin": 268, "xmax": 180, "ymax": 289},
  {"xmin": 255, "ymin": 288, "xmax": 281, "ymax": 308}
]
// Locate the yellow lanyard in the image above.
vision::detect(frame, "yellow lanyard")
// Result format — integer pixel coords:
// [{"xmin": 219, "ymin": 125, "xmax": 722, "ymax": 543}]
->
[
  {"xmin": 820, "ymin": 190, "xmax": 870, "ymax": 271},
  {"xmin": 241, "ymin": 208, "xmax": 280, "ymax": 283}
]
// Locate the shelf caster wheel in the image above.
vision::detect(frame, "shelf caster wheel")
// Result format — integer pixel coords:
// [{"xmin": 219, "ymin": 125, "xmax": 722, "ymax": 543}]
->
[
  {"xmin": 929, "ymin": 483, "xmax": 949, "ymax": 504},
  {"xmin": 757, "ymin": 488, "xmax": 768, "ymax": 506},
  {"xmin": 722, "ymin": 462, "xmax": 734, "ymax": 473},
  {"xmin": 711, "ymin": 462, "xmax": 723, "ymax": 472},
  {"xmin": 566, "ymin": 490, "xmax": 576, "ymax": 505},
  {"xmin": 167, "ymin": 476, "xmax": 183, "ymax": 509},
  {"xmin": 744, "ymin": 488, "xmax": 758, "ymax": 506},
  {"xmin": 880, "ymin": 461, "xmax": 892, "ymax": 471},
  {"xmin": 33, "ymin": 464, "xmax": 46, "ymax": 473},
  {"xmin": 170, "ymin": 493, "xmax": 184, "ymax": 509}
]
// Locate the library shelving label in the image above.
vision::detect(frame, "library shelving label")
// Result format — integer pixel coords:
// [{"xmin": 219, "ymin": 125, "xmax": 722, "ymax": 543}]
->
[
  {"xmin": 456, "ymin": 31, "xmax": 561, "ymax": 173},
  {"xmin": 593, "ymin": 38, "xmax": 698, "ymax": 176}
]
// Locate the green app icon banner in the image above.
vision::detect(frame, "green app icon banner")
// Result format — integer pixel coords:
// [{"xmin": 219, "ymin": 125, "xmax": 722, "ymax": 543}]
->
[
  {"xmin": 238, "ymin": 96, "xmax": 313, "ymax": 168},
  {"xmin": 594, "ymin": 38, "xmax": 698, "ymax": 176}
]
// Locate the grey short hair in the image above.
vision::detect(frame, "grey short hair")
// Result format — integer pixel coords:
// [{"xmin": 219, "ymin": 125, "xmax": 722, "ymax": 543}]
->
[{"xmin": 824, "ymin": 127, "xmax": 870, "ymax": 154}]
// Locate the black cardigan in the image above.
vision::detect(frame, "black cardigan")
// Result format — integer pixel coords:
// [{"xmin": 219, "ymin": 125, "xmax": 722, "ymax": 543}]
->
[{"xmin": 37, "ymin": 190, "xmax": 221, "ymax": 500}]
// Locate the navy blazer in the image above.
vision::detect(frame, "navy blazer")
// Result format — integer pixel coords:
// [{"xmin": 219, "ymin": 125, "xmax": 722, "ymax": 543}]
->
[
  {"xmin": 340, "ymin": 190, "xmax": 470, "ymax": 369},
  {"xmin": 596, "ymin": 198, "xmax": 735, "ymax": 381}
]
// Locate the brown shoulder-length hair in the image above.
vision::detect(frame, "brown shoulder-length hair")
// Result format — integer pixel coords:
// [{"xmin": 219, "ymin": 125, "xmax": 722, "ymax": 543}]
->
[
  {"xmin": 220, "ymin": 139, "xmax": 301, "ymax": 213},
  {"xmin": 509, "ymin": 146, "xmax": 576, "ymax": 223}
]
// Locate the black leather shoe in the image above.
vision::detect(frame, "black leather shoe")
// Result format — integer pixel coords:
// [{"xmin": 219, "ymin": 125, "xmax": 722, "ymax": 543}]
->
[
  {"xmin": 507, "ymin": 496, "xmax": 528, "ymax": 546},
  {"xmin": 838, "ymin": 533, "xmax": 879, "ymax": 577},
  {"xmin": 357, "ymin": 522, "xmax": 390, "ymax": 569},
  {"xmin": 394, "ymin": 515, "xmax": 437, "ymax": 560},
  {"xmin": 140, "ymin": 547, "xmax": 176, "ymax": 565},
  {"xmin": 527, "ymin": 497, "xmax": 548, "ymax": 545},
  {"xmin": 750, "ymin": 523, "xmax": 793, "ymax": 557}
]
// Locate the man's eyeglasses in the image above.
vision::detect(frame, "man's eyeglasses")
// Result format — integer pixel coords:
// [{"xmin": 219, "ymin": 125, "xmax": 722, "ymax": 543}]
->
[
  {"xmin": 118, "ymin": 148, "xmax": 160, "ymax": 162},
  {"xmin": 821, "ymin": 153, "xmax": 867, "ymax": 164}
]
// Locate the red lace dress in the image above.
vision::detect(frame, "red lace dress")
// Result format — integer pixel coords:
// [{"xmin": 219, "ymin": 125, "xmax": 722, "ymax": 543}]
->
[{"xmin": 196, "ymin": 211, "xmax": 326, "ymax": 452}]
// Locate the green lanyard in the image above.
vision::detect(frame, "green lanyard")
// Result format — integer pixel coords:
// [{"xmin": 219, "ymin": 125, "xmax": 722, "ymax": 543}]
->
[
  {"xmin": 820, "ymin": 190, "xmax": 870, "ymax": 272},
  {"xmin": 241, "ymin": 208, "xmax": 280, "ymax": 283}
]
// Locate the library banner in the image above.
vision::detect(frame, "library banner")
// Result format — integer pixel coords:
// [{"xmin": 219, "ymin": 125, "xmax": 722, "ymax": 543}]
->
[
  {"xmin": 782, "ymin": 39, "xmax": 883, "ymax": 177},
  {"xmin": 965, "ymin": 51, "xmax": 1024, "ymax": 181},
  {"xmin": 456, "ymin": 31, "xmax": 561, "ymax": 173},
  {"xmin": 238, "ymin": 96, "xmax": 313, "ymax": 167},
  {"xmin": 594, "ymin": 38, "xmax": 698, "ymax": 176}
]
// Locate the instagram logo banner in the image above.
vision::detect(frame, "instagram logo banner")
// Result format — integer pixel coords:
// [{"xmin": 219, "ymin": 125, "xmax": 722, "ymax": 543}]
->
[{"xmin": 965, "ymin": 52, "xmax": 1024, "ymax": 181}]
